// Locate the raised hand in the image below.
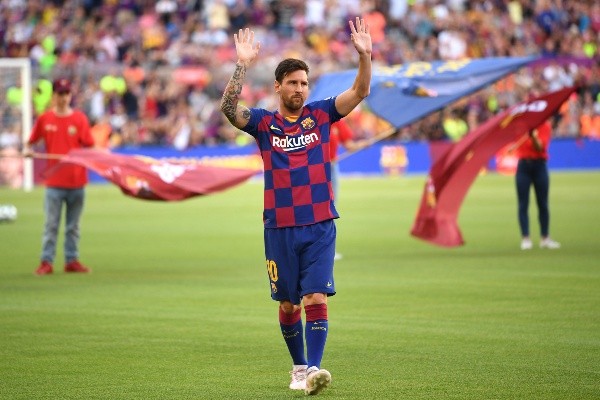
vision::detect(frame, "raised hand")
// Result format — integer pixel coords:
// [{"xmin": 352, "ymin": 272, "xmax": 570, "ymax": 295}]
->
[
  {"xmin": 234, "ymin": 28, "xmax": 261, "ymax": 65},
  {"xmin": 348, "ymin": 17, "xmax": 372, "ymax": 56}
]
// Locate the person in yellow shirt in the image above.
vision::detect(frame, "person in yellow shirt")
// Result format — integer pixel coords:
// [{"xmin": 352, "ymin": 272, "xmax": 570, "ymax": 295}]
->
[{"xmin": 443, "ymin": 109, "xmax": 468, "ymax": 142}]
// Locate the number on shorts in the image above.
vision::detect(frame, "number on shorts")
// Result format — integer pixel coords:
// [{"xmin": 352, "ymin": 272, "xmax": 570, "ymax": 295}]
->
[{"xmin": 266, "ymin": 259, "xmax": 278, "ymax": 282}]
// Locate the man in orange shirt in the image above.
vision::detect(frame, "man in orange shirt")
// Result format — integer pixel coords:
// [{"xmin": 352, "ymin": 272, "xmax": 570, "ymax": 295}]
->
[
  {"xmin": 580, "ymin": 108, "xmax": 600, "ymax": 139},
  {"xmin": 90, "ymin": 115, "xmax": 113, "ymax": 149},
  {"xmin": 24, "ymin": 78, "xmax": 95, "ymax": 275},
  {"xmin": 514, "ymin": 119, "xmax": 560, "ymax": 250}
]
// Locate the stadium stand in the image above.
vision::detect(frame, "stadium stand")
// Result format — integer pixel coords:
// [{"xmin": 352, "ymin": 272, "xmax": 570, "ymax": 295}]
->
[{"xmin": 1, "ymin": 0, "xmax": 599, "ymax": 148}]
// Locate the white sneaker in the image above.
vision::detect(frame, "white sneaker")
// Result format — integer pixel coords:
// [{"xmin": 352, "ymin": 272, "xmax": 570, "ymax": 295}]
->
[
  {"xmin": 304, "ymin": 366, "xmax": 331, "ymax": 395},
  {"xmin": 520, "ymin": 238, "xmax": 532, "ymax": 250},
  {"xmin": 540, "ymin": 238, "xmax": 561, "ymax": 249},
  {"xmin": 334, "ymin": 252, "xmax": 343, "ymax": 261},
  {"xmin": 289, "ymin": 365, "xmax": 307, "ymax": 390}
]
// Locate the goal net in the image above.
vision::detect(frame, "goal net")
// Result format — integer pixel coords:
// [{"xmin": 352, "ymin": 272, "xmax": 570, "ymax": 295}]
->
[{"xmin": 0, "ymin": 58, "xmax": 33, "ymax": 191}]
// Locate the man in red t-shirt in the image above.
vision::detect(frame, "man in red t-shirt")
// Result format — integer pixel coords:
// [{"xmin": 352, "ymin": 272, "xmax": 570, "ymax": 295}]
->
[
  {"xmin": 329, "ymin": 119, "xmax": 367, "ymax": 260},
  {"xmin": 25, "ymin": 78, "xmax": 95, "ymax": 275},
  {"xmin": 330, "ymin": 119, "xmax": 368, "ymax": 199},
  {"xmin": 514, "ymin": 119, "xmax": 560, "ymax": 250}
]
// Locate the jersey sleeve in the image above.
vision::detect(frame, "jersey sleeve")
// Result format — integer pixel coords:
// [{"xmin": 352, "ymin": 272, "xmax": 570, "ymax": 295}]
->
[
  {"xmin": 240, "ymin": 108, "xmax": 267, "ymax": 138},
  {"xmin": 310, "ymin": 97, "xmax": 343, "ymax": 124}
]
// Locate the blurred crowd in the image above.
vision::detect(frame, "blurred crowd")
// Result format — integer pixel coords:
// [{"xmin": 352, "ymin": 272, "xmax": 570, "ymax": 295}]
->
[{"xmin": 1, "ymin": 0, "xmax": 600, "ymax": 150}]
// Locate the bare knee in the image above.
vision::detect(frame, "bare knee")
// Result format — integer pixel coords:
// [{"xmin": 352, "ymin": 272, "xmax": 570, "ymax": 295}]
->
[
  {"xmin": 279, "ymin": 300, "xmax": 301, "ymax": 314},
  {"xmin": 302, "ymin": 293, "xmax": 327, "ymax": 306}
]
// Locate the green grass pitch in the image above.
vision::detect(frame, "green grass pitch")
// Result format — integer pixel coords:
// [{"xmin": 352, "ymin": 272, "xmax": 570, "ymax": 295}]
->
[{"xmin": 1, "ymin": 172, "xmax": 599, "ymax": 399}]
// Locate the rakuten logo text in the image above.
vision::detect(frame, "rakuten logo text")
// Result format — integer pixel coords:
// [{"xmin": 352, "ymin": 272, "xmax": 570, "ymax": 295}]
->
[{"xmin": 272, "ymin": 132, "xmax": 319, "ymax": 152}]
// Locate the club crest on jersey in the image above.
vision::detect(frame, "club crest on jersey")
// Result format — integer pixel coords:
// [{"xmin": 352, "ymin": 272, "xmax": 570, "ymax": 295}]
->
[
  {"xmin": 301, "ymin": 117, "xmax": 315, "ymax": 130},
  {"xmin": 68, "ymin": 125, "xmax": 77, "ymax": 135}
]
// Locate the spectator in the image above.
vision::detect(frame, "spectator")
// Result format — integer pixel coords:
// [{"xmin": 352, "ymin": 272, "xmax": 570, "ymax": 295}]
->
[
  {"xmin": 443, "ymin": 109, "xmax": 468, "ymax": 142},
  {"xmin": 90, "ymin": 115, "xmax": 112, "ymax": 149},
  {"xmin": 580, "ymin": 106, "xmax": 600, "ymax": 139}
]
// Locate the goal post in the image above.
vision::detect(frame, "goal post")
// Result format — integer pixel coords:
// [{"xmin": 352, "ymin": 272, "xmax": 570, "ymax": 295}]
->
[{"xmin": 0, "ymin": 58, "xmax": 33, "ymax": 191}]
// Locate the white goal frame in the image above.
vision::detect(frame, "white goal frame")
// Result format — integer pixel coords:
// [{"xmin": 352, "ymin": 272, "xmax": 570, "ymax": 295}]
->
[{"xmin": 0, "ymin": 58, "xmax": 33, "ymax": 191}]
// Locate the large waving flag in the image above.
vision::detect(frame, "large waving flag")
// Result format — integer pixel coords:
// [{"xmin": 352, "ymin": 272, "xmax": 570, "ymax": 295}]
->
[
  {"xmin": 410, "ymin": 87, "xmax": 576, "ymax": 247},
  {"xmin": 309, "ymin": 57, "xmax": 536, "ymax": 128},
  {"xmin": 59, "ymin": 149, "xmax": 258, "ymax": 201}
]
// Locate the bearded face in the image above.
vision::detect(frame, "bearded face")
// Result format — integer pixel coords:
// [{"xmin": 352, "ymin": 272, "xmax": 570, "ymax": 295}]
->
[{"xmin": 275, "ymin": 70, "xmax": 309, "ymax": 113}]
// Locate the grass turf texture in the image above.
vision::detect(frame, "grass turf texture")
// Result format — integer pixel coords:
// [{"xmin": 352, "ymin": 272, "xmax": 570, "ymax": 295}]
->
[{"xmin": 1, "ymin": 172, "xmax": 599, "ymax": 399}]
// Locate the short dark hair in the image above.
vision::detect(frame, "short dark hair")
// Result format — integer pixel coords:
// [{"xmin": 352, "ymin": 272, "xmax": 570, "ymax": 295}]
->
[{"xmin": 274, "ymin": 58, "xmax": 309, "ymax": 83}]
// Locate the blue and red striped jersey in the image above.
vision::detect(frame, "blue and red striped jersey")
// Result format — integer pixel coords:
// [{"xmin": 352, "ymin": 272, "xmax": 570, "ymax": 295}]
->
[{"xmin": 243, "ymin": 97, "xmax": 343, "ymax": 228}]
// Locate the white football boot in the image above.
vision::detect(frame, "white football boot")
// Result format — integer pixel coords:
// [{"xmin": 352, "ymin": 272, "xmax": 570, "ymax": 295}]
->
[
  {"xmin": 540, "ymin": 238, "xmax": 561, "ymax": 249},
  {"xmin": 304, "ymin": 366, "xmax": 331, "ymax": 395},
  {"xmin": 520, "ymin": 238, "xmax": 533, "ymax": 250},
  {"xmin": 289, "ymin": 365, "xmax": 307, "ymax": 390}
]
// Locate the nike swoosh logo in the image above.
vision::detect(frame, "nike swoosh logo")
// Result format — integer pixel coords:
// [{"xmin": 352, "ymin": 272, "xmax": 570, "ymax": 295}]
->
[{"xmin": 270, "ymin": 124, "xmax": 282, "ymax": 132}]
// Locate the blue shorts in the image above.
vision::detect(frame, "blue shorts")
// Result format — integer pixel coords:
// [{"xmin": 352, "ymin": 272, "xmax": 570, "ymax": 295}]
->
[{"xmin": 264, "ymin": 219, "xmax": 336, "ymax": 305}]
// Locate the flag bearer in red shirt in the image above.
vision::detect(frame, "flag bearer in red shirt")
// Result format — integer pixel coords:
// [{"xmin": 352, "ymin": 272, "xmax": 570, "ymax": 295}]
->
[
  {"xmin": 514, "ymin": 119, "xmax": 560, "ymax": 250},
  {"xmin": 25, "ymin": 78, "xmax": 95, "ymax": 275}
]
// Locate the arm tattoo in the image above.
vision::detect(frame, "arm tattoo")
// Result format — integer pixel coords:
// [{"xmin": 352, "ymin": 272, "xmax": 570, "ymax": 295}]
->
[{"xmin": 221, "ymin": 64, "xmax": 249, "ymax": 125}]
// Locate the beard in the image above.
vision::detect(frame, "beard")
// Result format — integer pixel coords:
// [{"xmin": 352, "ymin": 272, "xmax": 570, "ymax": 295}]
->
[{"xmin": 283, "ymin": 96, "xmax": 304, "ymax": 111}]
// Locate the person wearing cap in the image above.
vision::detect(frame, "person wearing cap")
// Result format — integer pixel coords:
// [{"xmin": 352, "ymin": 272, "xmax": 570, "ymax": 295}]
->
[{"xmin": 24, "ymin": 78, "xmax": 95, "ymax": 275}]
